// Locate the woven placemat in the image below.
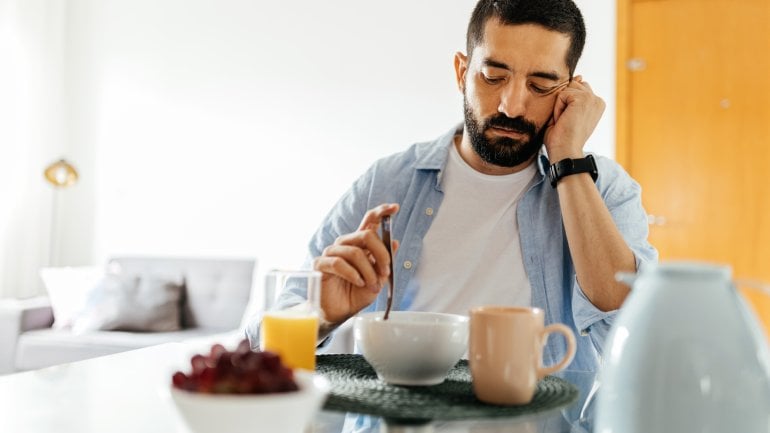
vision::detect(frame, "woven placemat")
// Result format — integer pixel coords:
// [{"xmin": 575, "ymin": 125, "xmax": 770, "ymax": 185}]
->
[{"xmin": 316, "ymin": 354, "xmax": 578, "ymax": 422}]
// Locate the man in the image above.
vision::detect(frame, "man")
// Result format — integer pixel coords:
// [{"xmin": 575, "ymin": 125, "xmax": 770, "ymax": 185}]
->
[{"xmin": 247, "ymin": 0, "xmax": 656, "ymax": 372}]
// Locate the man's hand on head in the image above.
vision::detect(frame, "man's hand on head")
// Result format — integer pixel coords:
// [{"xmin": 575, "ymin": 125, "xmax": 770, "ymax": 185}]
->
[{"xmin": 544, "ymin": 76, "xmax": 606, "ymax": 162}]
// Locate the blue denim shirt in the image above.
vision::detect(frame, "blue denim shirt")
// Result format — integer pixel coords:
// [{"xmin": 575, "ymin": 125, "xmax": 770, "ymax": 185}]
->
[{"xmin": 249, "ymin": 125, "xmax": 657, "ymax": 372}]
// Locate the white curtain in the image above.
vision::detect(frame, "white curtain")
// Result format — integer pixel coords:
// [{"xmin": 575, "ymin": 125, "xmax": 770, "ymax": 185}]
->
[{"xmin": 0, "ymin": 0, "xmax": 68, "ymax": 298}]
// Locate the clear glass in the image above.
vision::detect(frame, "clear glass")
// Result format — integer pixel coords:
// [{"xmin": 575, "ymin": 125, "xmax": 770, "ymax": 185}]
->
[{"xmin": 260, "ymin": 270, "xmax": 322, "ymax": 371}]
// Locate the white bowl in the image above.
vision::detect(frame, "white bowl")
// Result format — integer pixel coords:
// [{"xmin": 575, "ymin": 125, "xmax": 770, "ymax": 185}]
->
[
  {"xmin": 169, "ymin": 370, "xmax": 329, "ymax": 433},
  {"xmin": 354, "ymin": 311, "xmax": 469, "ymax": 386}
]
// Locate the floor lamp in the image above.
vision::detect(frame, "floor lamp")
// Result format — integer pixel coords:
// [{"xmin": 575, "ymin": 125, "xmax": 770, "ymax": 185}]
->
[{"xmin": 43, "ymin": 159, "xmax": 79, "ymax": 267}]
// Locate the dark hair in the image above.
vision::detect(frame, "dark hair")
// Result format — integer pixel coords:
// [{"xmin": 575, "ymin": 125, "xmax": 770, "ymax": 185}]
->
[{"xmin": 466, "ymin": 0, "xmax": 586, "ymax": 76}]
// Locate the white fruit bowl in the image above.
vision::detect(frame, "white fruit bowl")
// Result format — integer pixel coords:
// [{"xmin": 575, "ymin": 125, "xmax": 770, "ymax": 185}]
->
[{"xmin": 169, "ymin": 370, "xmax": 330, "ymax": 433}]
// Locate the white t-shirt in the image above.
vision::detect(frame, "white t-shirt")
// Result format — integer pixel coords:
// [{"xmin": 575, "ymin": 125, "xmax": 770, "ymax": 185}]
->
[{"xmin": 410, "ymin": 142, "xmax": 537, "ymax": 315}]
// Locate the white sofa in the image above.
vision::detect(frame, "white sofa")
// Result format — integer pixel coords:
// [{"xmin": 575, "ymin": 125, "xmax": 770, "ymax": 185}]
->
[{"xmin": 0, "ymin": 256, "xmax": 256, "ymax": 374}]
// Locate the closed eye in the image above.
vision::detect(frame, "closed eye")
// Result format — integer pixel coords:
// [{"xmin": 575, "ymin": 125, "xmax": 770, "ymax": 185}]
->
[
  {"xmin": 482, "ymin": 73, "xmax": 505, "ymax": 85},
  {"xmin": 530, "ymin": 83, "xmax": 552, "ymax": 94},
  {"xmin": 530, "ymin": 81, "xmax": 569, "ymax": 96}
]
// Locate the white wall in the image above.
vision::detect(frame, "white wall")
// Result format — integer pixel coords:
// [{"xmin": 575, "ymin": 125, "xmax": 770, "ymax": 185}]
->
[
  {"xmin": 0, "ymin": 0, "xmax": 72, "ymax": 297},
  {"xmin": 576, "ymin": 0, "xmax": 616, "ymax": 159},
  {"xmin": 57, "ymin": 0, "xmax": 616, "ymax": 278}
]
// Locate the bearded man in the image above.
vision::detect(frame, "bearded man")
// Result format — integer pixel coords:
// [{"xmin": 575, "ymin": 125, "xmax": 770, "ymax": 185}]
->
[{"xmin": 247, "ymin": 0, "xmax": 657, "ymax": 372}]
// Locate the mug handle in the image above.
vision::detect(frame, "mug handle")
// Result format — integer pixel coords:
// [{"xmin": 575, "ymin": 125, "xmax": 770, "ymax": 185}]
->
[{"xmin": 536, "ymin": 323, "xmax": 577, "ymax": 378}]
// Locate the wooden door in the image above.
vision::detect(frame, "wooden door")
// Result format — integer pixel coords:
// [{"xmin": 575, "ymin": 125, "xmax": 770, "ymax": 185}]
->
[{"xmin": 616, "ymin": 0, "xmax": 770, "ymax": 333}]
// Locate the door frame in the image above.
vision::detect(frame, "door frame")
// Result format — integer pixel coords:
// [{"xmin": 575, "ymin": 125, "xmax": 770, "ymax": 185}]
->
[{"xmin": 615, "ymin": 0, "xmax": 631, "ymax": 169}]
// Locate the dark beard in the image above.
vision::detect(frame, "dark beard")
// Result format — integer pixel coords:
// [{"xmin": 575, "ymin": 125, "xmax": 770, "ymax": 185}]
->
[{"xmin": 463, "ymin": 97, "xmax": 546, "ymax": 168}]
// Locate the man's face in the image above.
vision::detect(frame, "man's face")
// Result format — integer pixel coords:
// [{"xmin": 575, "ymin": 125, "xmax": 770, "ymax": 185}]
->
[{"xmin": 456, "ymin": 20, "xmax": 571, "ymax": 168}]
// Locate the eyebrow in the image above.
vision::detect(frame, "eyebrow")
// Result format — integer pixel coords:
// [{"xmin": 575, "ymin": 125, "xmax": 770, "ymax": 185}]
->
[{"xmin": 481, "ymin": 58, "xmax": 562, "ymax": 82}]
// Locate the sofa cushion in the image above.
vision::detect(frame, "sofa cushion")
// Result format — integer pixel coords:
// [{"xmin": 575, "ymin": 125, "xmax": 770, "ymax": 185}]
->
[
  {"xmin": 39, "ymin": 266, "xmax": 105, "ymax": 329},
  {"xmin": 14, "ymin": 328, "xmax": 214, "ymax": 371},
  {"xmin": 71, "ymin": 272, "xmax": 184, "ymax": 333},
  {"xmin": 109, "ymin": 257, "xmax": 255, "ymax": 330}
]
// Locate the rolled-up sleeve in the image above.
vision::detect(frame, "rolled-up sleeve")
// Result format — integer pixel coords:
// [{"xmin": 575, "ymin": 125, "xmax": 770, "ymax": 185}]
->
[{"xmin": 571, "ymin": 157, "xmax": 658, "ymax": 354}]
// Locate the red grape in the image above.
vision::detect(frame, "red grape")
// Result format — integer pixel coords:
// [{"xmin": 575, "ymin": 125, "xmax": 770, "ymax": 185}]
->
[{"xmin": 171, "ymin": 338, "xmax": 299, "ymax": 394}]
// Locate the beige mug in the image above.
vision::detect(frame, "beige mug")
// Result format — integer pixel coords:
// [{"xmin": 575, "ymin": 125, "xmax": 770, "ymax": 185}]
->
[{"xmin": 469, "ymin": 306, "xmax": 577, "ymax": 405}]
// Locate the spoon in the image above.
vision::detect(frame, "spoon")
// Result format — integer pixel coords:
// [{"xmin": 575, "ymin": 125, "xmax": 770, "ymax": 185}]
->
[{"xmin": 381, "ymin": 215, "xmax": 394, "ymax": 320}]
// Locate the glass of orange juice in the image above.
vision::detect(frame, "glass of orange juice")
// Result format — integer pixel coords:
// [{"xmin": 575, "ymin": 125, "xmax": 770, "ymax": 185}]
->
[{"xmin": 260, "ymin": 270, "xmax": 322, "ymax": 371}]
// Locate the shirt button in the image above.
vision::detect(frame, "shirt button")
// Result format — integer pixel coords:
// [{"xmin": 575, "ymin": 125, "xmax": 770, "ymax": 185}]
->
[
  {"xmin": 403, "ymin": 260, "xmax": 413, "ymax": 270},
  {"xmin": 580, "ymin": 330, "xmax": 589, "ymax": 337},
  {"xmin": 425, "ymin": 207, "xmax": 434, "ymax": 216}
]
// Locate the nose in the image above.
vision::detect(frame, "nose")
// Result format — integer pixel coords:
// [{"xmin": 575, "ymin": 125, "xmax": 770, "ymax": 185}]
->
[{"xmin": 497, "ymin": 79, "xmax": 528, "ymax": 119}]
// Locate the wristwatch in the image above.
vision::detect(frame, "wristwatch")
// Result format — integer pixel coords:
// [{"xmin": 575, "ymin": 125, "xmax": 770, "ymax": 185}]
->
[{"xmin": 548, "ymin": 155, "xmax": 598, "ymax": 188}]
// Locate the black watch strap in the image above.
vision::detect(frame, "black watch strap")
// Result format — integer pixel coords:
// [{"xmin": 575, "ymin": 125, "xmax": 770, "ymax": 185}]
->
[{"xmin": 548, "ymin": 154, "xmax": 598, "ymax": 188}]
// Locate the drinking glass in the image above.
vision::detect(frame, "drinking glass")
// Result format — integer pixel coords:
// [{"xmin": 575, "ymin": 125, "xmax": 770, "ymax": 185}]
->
[{"xmin": 259, "ymin": 270, "xmax": 321, "ymax": 371}]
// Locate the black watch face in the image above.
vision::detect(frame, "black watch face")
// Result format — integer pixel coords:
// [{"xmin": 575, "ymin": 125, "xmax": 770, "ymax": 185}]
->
[{"xmin": 549, "ymin": 156, "xmax": 597, "ymax": 187}]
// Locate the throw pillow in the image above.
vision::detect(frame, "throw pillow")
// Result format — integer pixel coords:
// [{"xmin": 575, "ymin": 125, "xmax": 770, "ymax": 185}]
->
[
  {"xmin": 39, "ymin": 266, "xmax": 106, "ymax": 329},
  {"xmin": 71, "ymin": 272, "xmax": 184, "ymax": 333}
]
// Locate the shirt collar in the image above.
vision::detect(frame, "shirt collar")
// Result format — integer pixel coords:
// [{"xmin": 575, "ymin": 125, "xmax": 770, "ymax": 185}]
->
[
  {"xmin": 414, "ymin": 124, "xmax": 462, "ymax": 171},
  {"xmin": 536, "ymin": 148, "xmax": 549, "ymax": 178}
]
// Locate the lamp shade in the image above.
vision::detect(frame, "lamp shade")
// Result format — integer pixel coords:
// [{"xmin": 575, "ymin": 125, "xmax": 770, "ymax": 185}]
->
[{"xmin": 44, "ymin": 159, "xmax": 79, "ymax": 188}]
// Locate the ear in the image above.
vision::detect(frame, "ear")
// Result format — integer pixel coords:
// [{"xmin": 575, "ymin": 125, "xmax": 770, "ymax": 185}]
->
[{"xmin": 454, "ymin": 52, "xmax": 468, "ymax": 94}]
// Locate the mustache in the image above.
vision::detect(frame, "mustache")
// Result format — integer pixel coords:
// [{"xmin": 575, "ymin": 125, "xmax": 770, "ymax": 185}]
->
[{"xmin": 484, "ymin": 115, "xmax": 537, "ymax": 137}]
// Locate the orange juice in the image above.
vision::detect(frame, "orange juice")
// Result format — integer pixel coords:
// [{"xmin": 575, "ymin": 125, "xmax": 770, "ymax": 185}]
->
[{"xmin": 260, "ymin": 311, "xmax": 319, "ymax": 370}]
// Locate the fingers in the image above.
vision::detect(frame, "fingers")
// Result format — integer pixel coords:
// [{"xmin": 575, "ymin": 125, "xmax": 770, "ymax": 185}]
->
[
  {"xmin": 546, "ymin": 75, "xmax": 605, "ymax": 158},
  {"xmin": 314, "ymin": 203, "xmax": 400, "ymax": 293},
  {"xmin": 358, "ymin": 203, "xmax": 400, "ymax": 231},
  {"xmin": 566, "ymin": 75, "xmax": 593, "ymax": 93},
  {"xmin": 552, "ymin": 90, "xmax": 569, "ymax": 123},
  {"xmin": 551, "ymin": 77, "xmax": 579, "ymax": 123},
  {"xmin": 552, "ymin": 75, "xmax": 598, "ymax": 123},
  {"xmin": 315, "ymin": 227, "xmax": 392, "ymax": 292},
  {"xmin": 578, "ymin": 79, "xmax": 593, "ymax": 92},
  {"xmin": 335, "ymin": 229, "xmax": 391, "ymax": 276},
  {"xmin": 314, "ymin": 247, "xmax": 380, "ymax": 293}
]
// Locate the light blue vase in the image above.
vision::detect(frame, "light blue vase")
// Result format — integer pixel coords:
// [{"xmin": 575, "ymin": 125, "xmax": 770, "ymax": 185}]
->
[{"xmin": 595, "ymin": 262, "xmax": 770, "ymax": 433}]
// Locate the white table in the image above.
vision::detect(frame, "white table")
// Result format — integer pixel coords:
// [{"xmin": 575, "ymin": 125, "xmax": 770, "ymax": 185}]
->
[
  {"xmin": 0, "ymin": 343, "xmax": 190, "ymax": 433},
  {"xmin": 0, "ymin": 343, "xmax": 596, "ymax": 433}
]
